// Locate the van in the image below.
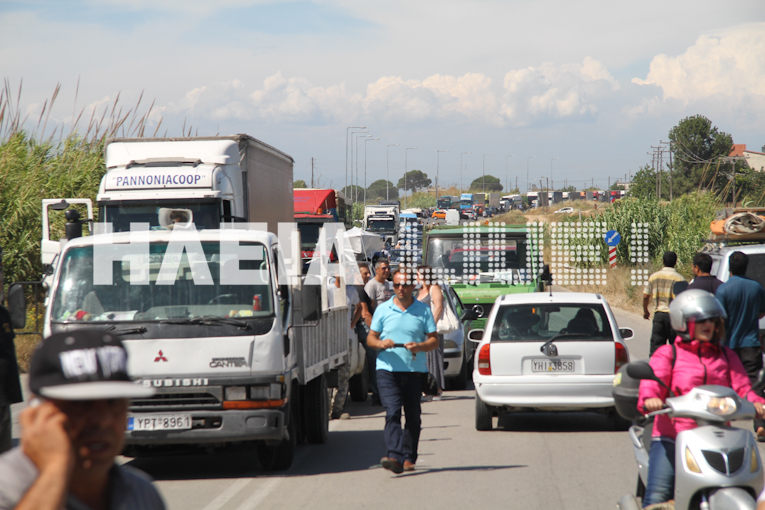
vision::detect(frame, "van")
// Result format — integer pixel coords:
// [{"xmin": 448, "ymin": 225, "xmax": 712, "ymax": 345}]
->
[{"xmin": 445, "ymin": 209, "xmax": 460, "ymax": 226}]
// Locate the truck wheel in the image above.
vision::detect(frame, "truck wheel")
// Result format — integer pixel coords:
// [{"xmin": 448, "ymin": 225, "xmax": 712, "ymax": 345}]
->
[
  {"xmin": 475, "ymin": 394, "xmax": 493, "ymax": 431},
  {"xmin": 349, "ymin": 361, "xmax": 369, "ymax": 402},
  {"xmin": 303, "ymin": 374, "xmax": 329, "ymax": 444},
  {"xmin": 257, "ymin": 404, "xmax": 296, "ymax": 471}
]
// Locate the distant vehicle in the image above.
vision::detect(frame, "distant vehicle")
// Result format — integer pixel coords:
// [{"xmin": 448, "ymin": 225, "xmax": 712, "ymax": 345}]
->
[
  {"xmin": 432, "ymin": 209, "xmax": 447, "ymax": 220},
  {"xmin": 470, "ymin": 292, "xmax": 633, "ymax": 431},
  {"xmin": 554, "ymin": 207, "xmax": 575, "ymax": 214},
  {"xmin": 444, "ymin": 209, "xmax": 460, "ymax": 226},
  {"xmin": 437, "ymin": 196, "xmax": 452, "ymax": 209}
]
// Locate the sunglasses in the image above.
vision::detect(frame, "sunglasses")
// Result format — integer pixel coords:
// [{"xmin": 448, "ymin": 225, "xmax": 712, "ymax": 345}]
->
[{"xmin": 393, "ymin": 283, "xmax": 413, "ymax": 288}]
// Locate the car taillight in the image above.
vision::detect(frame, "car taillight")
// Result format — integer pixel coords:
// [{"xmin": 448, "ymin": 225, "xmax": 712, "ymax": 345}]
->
[
  {"xmin": 614, "ymin": 342, "xmax": 628, "ymax": 373},
  {"xmin": 477, "ymin": 344, "xmax": 491, "ymax": 375}
]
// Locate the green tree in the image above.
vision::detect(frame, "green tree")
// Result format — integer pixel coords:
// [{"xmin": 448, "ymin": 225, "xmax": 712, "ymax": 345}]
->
[
  {"xmin": 293, "ymin": 179, "xmax": 307, "ymax": 188},
  {"xmin": 628, "ymin": 165, "xmax": 671, "ymax": 201},
  {"xmin": 340, "ymin": 185, "xmax": 365, "ymax": 203},
  {"xmin": 366, "ymin": 179, "xmax": 398, "ymax": 201},
  {"xmin": 396, "ymin": 170, "xmax": 431, "ymax": 193},
  {"xmin": 469, "ymin": 174, "xmax": 502, "ymax": 192},
  {"xmin": 668, "ymin": 115, "xmax": 733, "ymax": 196},
  {"xmin": 560, "ymin": 185, "xmax": 577, "ymax": 193}
]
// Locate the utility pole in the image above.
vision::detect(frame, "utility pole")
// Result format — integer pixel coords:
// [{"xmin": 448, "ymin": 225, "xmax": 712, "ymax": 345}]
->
[{"xmin": 311, "ymin": 157, "xmax": 315, "ymax": 187}]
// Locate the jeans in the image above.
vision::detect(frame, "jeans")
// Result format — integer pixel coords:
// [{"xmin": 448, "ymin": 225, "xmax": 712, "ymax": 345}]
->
[
  {"xmin": 643, "ymin": 438, "xmax": 675, "ymax": 507},
  {"xmin": 358, "ymin": 322, "xmax": 378, "ymax": 401},
  {"xmin": 733, "ymin": 346, "xmax": 765, "ymax": 432},
  {"xmin": 649, "ymin": 312, "xmax": 675, "ymax": 356},
  {"xmin": 376, "ymin": 370, "xmax": 423, "ymax": 464}
]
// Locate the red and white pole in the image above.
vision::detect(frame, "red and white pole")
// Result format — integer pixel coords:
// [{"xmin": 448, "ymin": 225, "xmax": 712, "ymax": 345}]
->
[{"xmin": 608, "ymin": 247, "xmax": 617, "ymax": 268}]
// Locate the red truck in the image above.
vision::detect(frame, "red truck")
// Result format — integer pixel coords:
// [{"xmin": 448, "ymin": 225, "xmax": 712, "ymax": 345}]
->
[{"xmin": 293, "ymin": 189, "xmax": 346, "ymax": 271}]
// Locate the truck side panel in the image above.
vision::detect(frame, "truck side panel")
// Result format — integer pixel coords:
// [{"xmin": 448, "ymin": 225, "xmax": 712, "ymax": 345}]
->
[{"xmin": 242, "ymin": 138, "xmax": 294, "ymax": 233}]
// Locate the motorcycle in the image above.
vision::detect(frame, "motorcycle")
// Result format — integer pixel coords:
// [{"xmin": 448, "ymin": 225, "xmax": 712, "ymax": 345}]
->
[{"xmin": 617, "ymin": 361, "xmax": 764, "ymax": 510}]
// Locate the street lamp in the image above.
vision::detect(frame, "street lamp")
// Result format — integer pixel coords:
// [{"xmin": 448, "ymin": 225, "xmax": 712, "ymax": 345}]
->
[
  {"xmin": 404, "ymin": 147, "xmax": 417, "ymax": 209},
  {"xmin": 436, "ymin": 149, "xmax": 447, "ymax": 202},
  {"xmin": 482, "ymin": 154, "xmax": 489, "ymax": 193},
  {"xmin": 505, "ymin": 154, "xmax": 513, "ymax": 193},
  {"xmin": 549, "ymin": 156, "xmax": 557, "ymax": 192},
  {"xmin": 345, "ymin": 126, "xmax": 366, "ymax": 193},
  {"xmin": 460, "ymin": 152, "xmax": 470, "ymax": 195},
  {"xmin": 526, "ymin": 156, "xmax": 535, "ymax": 193},
  {"xmin": 355, "ymin": 134, "xmax": 372, "ymax": 204},
  {"xmin": 363, "ymin": 137, "xmax": 380, "ymax": 207},
  {"xmin": 386, "ymin": 144, "xmax": 399, "ymax": 200}
]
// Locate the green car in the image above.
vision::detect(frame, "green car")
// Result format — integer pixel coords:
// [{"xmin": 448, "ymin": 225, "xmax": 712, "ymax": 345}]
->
[{"xmin": 423, "ymin": 224, "xmax": 547, "ymax": 361}]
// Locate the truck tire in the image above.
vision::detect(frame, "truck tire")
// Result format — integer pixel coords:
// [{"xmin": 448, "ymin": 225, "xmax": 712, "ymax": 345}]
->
[
  {"xmin": 303, "ymin": 374, "xmax": 329, "ymax": 444},
  {"xmin": 475, "ymin": 394, "xmax": 493, "ymax": 431},
  {"xmin": 349, "ymin": 361, "xmax": 369, "ymax": 402},
  {"xmin": 256, "ymin": 403, "xmax": 296, "ymax": 471}
]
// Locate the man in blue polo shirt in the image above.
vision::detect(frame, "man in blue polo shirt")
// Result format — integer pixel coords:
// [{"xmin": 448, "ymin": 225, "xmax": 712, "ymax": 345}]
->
[{"xmin": 367, "ymin": 269, "xmax": 438, "ymax": 474}]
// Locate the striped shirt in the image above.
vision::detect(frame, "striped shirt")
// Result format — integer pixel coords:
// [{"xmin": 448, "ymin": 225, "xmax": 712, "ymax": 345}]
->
[
  {"xmin": 0, "ymin": 447, "xmax": 166, "ymax": 510},
  {"xmin": 644, "ymin": 266, "xmax": 685, "ymax": 313}
]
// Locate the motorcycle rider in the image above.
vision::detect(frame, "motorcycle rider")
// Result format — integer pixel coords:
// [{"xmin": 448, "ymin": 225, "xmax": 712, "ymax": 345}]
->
[{"xmin": 637, "ymin": 289, "xmax": 765, "ymax": 508}]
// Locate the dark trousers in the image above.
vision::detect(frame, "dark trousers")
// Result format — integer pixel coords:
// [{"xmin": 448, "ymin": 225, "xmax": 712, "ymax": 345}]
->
[
  {"xmin": 358, "ymin": 322, "xmax": 379, "ymax": 402},
  {"xmin": 376, "ymin": 370, "xmax": 423, "ymax": 464},
  {"xmin": 733, "ymin": 346, "xmax": 765, "ymax": 431},
  {"xmin": 649, "ymin": 312, "xmax": 674, "ymax": 356}
]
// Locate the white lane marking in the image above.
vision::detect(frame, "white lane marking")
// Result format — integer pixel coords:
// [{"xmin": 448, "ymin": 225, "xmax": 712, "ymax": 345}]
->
[{"xmin": 201, "ymin": 479, "xmax": 252, "ymax": 510}]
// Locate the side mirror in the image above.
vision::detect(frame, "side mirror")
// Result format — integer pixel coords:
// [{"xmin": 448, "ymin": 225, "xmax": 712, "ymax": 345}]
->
[
  {"xmin": 7, "ymin": 283, "xmax": 26, "ymax": 330},
  {"xmin": 467, "ymin": 329, "xmax": 484, "ymax": 342},
  {"xmin": 301, "ymin": 284, "xmax": 321, "ymax": 322},
  {"xmin": 619, "ymin": 327, "xmax": 634, "ymax": 340},
  {"xmin": 626, "ymin": 360, "xmax": 657, "ymax": 381},
  {"xmin": 460, "ymin": 308, "xmax": 479, "ymax": 322}
]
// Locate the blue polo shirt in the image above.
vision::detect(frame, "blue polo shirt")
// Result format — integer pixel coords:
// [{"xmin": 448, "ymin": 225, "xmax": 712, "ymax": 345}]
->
[
  {"xmin": 716, "ymin": 275, "xmax": 765, "ymax": 349},
  {"xmin": 371, "ymin": 298, "xmax": 436, "ymax": 373}
]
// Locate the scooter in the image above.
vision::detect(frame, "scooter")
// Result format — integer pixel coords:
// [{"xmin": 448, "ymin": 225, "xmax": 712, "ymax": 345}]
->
[{"xmin": 618, "ymin": 361, "xmax": 764, "ymax": 510}]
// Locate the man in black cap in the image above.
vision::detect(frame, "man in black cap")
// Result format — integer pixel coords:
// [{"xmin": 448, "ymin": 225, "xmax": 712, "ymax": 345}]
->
[{"xmin": 0, "ymin": 329, "xmax": 165, "ymax": 509}]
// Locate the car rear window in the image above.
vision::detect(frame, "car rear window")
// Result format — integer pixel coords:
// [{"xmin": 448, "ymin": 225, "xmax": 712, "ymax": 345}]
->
[{"xmin": 490, "ymin": 303, "xmax": 613, "ymax": 342}]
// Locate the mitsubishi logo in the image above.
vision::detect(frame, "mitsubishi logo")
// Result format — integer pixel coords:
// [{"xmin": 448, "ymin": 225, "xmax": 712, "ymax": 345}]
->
[{"xmin": 154, "ymin": 350, "xmax": 168, "ymax": 362}]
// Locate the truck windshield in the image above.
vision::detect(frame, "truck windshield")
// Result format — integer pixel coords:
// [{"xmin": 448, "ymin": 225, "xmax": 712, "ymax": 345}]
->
[
  {"xmin": 425, "ymin": 235, "xmax": 530, "ymax": 279},
  {"xmin": 50, "ymin": 242, "xmax": 273, "ymax": 323},
  {"xmin": 297, "ymin": 223, "xmax": 321, "ymax": 249},
  {"xmin": 100, "ymin": 202, "xmax": 220, "ymax": 232},
  {"xmin": 367, "ymin": 219, "xmax": 395, "ymax": 233}
]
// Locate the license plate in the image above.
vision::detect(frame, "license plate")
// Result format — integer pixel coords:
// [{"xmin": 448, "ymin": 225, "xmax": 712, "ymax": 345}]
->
[
  {"xmin": 531, "ymin": 359, "xmax": 575, "ymax": 373},
  {"xmin": 127, "ymin": 414, "xmax": 192, "ymax": 431}
]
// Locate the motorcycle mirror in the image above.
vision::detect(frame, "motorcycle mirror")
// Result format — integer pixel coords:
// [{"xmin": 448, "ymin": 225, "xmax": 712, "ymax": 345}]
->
[{"xmin": 626, "ymin": 361, "xmax": 658, "ymax": 381}]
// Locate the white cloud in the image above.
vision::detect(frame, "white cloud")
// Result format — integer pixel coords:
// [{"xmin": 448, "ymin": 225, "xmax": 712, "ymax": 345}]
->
[{"xmin": 632, "ymin": 22, "xmax": 765, "ymax": 103}]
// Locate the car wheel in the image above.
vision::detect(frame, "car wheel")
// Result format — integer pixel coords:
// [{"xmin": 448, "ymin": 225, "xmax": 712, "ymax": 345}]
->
[{"xmin": 475, "ymin": 394, "xmax": 493, "ymax": 431}]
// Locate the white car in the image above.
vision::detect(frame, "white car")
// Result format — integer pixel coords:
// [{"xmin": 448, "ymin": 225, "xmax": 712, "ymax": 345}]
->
[
  {"xmin": 554, "ymin": 206, "xmax": 575, "ymax": 214},
  {"xmin": 441, "ymin": 283, "xmax": 470, "ymax": 389},
  {"xmin": 470, "ymin": 292, "xmax": 633, "ymax": 430}
]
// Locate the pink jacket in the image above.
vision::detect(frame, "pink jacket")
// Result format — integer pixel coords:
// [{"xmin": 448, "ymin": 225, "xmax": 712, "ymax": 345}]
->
[{"xmin": 637, "ymin": 337, "xmax": 765, "ymax": 439}]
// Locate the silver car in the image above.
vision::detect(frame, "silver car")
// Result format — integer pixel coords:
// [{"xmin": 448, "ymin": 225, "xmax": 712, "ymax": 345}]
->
[
  {"xmin": 470, "ymin": 292, "xmax": 633, "ymax": 430},
  {"xmin": 440, "ymin": 283, "xmax": 470, "ymax": 390}
]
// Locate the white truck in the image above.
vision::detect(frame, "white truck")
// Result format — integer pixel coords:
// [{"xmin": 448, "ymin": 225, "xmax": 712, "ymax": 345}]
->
[
  {"xmin": 38, "ymin": 135, "xmax": 358, "ymax": 470},
  {"xmin": 363, "ymin": 205, "xmax": 399, "ymax": 246}
]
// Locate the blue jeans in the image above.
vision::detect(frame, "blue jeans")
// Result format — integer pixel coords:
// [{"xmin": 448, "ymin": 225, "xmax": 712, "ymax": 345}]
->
[
  {"xmin": 376, "ymin": 370, "xmax": 423, "ymax": 464},
  {"xmin": 643, "ymin": 438, "xmax": 675, "ymax": 507}
]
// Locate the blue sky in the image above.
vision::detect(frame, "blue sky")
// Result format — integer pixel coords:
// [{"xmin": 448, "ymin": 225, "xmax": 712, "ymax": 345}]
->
[{"xmin": 2, "ymin": 0, "xmax": 764, "ymax": 192}]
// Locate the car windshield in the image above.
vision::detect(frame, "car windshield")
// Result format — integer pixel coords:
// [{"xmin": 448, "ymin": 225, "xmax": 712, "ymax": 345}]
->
[
  {"xmin": 368, "ymin": 218, "xmax": 395, "ymax": 233},
  {"xmin": 297, "ymin": 223, "xmax": 322, "ymax": 249},
  {"xmin": 50, "ymin": 242, "xmax": 273, "ymax": 323},
  {"xmin": 425, "ymin": 234, "xmax": 532, "ymax": 280},
  {"xmin": 490, "ymin": 303, "xmax": 612, "ymax": 342}
]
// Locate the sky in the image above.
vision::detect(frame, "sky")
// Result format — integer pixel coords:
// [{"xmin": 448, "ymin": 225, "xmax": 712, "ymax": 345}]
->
[{"xmin": 1, "ymin": 0, "xmax": 765, "ymax": 193}]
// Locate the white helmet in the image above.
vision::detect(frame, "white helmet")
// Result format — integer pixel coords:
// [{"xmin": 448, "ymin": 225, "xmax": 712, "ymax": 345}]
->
[{"xmin": 669, "ymin": 289, "xmax": 726, "ymax": 338}]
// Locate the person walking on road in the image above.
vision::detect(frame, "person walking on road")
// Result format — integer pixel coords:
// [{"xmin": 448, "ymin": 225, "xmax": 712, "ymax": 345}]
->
[
  {"xmin": 367, "ymin": 269, "xmax": 438, "ymax": 474},
  {"xmin": 364, "ymin": 259, "xmax": 393, "ymax": 406},
  {"xmin": 716, "ymin": 251, "xmax": 765, "ymax": 435},
  {"xmin": 643, "ymin": 251, "xmax": 685, "ymax": 355},
  {"xmin": 416, "ymin": 266, "xmax": 445, "ymax": 400},
  {"xmin": 687, "ymin": 252, "xmax": 723, "ymax": 294},
  {"xmin": 0, "ymin": 329, "xmax": 165, "ymax": 510}
]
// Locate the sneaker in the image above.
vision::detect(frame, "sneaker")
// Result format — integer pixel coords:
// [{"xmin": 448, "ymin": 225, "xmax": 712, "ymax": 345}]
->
[
  {"xmin": 403, "ymin": 460, "xmax": 415, "ymax": 472},
  {"xmin": 380, "ymin": 457, "xmax": 403, "ymax": 474},
  {"xmin": 421, "ymin": 395, "xmax": 433, "ymax": 402}
]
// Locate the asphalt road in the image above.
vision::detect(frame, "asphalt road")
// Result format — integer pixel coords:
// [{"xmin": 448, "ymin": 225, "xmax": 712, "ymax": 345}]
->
[{"xmin": 130, "ymin": 306, "xmax": 654, "ymax": 509}]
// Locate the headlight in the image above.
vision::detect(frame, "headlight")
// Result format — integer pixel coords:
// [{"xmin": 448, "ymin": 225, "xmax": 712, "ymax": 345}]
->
[
  {"xmin": 224, "ymin": 386, "xmax": 247, "ymax": 401},
  {"xmin": 706, "ymin": 397, "xmax": 737, "ymax": 416}
]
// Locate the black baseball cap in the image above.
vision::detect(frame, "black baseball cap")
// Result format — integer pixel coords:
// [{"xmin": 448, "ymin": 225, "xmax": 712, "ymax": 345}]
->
[{"xmin": 29, "ymin": 329, "xmax": 154, "ymax": 400}]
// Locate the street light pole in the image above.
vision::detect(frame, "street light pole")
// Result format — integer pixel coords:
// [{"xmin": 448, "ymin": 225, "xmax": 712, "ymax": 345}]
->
[
  {"xmin": 436, "ymin": 149, "xmax": 447, "ymax": 202},
  {"xmin": 460, "ymin": 152, "xmax": 470, "ymax": 195},
  {"xmin": 549, "ymin": 156, "xmax": 557, "ymax": 193},
  {"xmin": 482, "ymin": 154, "xmax": 487, "ymax": 193},
  {"xmin": 363, "ymin": 137, "xmax": 380, "ymax": 207},
  {"xmin": 386, "ymin": 144, "xmax": 399, "ymax": 201},
  {"xmin": 526, "ymin": 156, "xmax": 535, "ymax": 193},
  {"xmin": 345, "ymin": 126, "xmax": 366, "ymax": 193},
  {"xmin": 505, "ymin": 154, "xmax": 513, "ymax": 192},
  {"xmin": 355, "ymin": 134, "xmax": 371, "ymax": 204},
  {"xmin": 404, "ymin": 147, "xmax": 416, "ymax": 209}
]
